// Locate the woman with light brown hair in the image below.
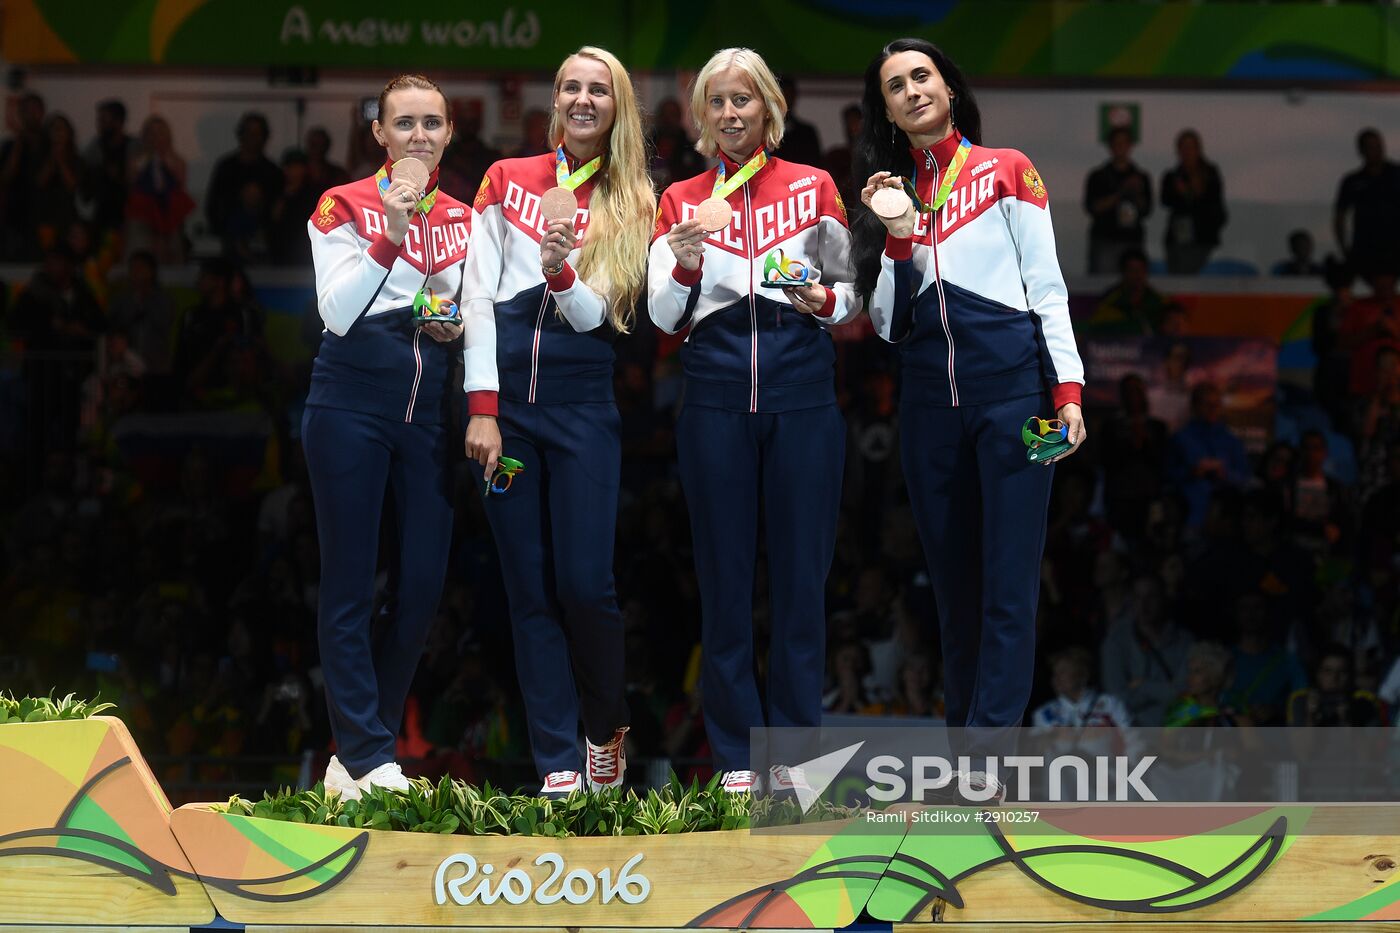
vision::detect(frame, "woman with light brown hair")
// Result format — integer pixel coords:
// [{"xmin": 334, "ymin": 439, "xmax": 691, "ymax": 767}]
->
[
  {"xmin": 303, "ymin": 73, "xmax": 470, "ymax": 800},
  {"xmin": 648, "ymin": 48, "xmax": 862, "ymax": 795}
]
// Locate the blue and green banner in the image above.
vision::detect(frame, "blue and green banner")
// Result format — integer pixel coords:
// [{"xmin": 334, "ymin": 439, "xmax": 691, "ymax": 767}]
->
[{"xmin": 5, "ymin": 0, "xmax": 1399, "ymax": 79}]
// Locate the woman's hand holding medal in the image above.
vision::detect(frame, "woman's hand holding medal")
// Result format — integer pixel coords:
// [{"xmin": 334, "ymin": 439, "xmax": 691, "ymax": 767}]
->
[
  {"xmin": 379, "ymin": 157, "xmax": 429, "ymax": 244},
  {"xmin": 862, "ymin": 170, "xmax": 916, "ymax": 239},
  {"xmin": 666, "ymin": 218, "xmax": 709, "ymax": 272},
  {"xmin": 540, "ymin": 218, "xmax": 577, "ymax": 273}
]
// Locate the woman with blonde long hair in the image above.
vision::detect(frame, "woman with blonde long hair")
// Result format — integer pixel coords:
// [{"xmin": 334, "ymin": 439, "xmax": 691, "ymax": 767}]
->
[{"xmin": 460, "ymin": 46, "xmax": 654, "ymax": 796}]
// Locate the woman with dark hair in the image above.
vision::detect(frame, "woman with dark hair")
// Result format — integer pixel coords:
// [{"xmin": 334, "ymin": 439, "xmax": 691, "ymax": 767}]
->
[
  {"xmin": 1161, "ymin": 129, "xmax": 1226, "ymax": 274},
  {"xmin": 851, "ymin": 38, "xmax": 1084, "ymax": 802}
]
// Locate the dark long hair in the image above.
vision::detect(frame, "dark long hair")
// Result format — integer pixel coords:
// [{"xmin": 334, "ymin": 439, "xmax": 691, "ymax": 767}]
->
[{"xmin": 851, "ymin": 39, "xmax": 982, "ymax": 297}]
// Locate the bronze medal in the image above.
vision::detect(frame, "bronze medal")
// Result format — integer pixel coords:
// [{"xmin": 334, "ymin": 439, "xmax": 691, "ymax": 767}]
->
[
  {"xmin": 540, "ymin": 186, "xmax": 579, "ymax": 223},
  {"xmin": 871, "ymin": 186, "xmax": 911, "ymax": 220},
  {"xmin": 695, "ymin": 196, "xmax": 733, "ymax": 233},
  {"xmin": 391, "ymin": 157, "xmax": 429, "ymax": 195}
]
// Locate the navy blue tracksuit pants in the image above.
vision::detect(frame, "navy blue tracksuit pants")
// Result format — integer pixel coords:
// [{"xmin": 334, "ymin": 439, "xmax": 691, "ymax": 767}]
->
[
  {"xmin": 676, "ymin": 403, "xmax": 845, "ymax": 772},
  {"xmin": 302, "ymin": 405, "xmax": 454, "ymax": 779},
  {"xmin": 900, "ymin": 394, "xmax": 1055, "ymax": 762},
  {"xmin": 483, "ymin": 400, "xmax": 628, "ymax": 777}
]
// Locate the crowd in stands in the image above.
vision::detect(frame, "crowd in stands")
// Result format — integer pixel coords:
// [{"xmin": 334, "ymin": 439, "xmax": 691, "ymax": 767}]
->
[{"xmin": 2, "ymin": 89, "xmax": 1398, "ymax": 795}]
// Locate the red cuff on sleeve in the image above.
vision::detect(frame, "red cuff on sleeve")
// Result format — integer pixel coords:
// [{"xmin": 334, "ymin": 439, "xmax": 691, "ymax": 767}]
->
[
  {"xmin": 884, "ymin": 234, "xmax": 913, "ymax": 261},
  {"xmin": 467, "ymin": 391, "xmax": 499, "ymax": 417},
  {"xmin": 671, "ymin": 260, "xmax": 703, "ymax": 287},
  {"xmin": 1052, "ymin": 382, "xmax": 1083, "ymax": 411},
  {"xmin": 544, "ymin": 261, "xmax": 576, "ymax": 292},
  {"xmin": 817, "ymin": 286, "xmax": 836, "ymax": 318},
  {"xmin": 367, "ymin": 234, "xmax": 403, "ymax": 269}
]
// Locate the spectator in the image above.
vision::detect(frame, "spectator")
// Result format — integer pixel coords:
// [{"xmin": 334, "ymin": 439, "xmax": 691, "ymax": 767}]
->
[
  {"xmin": 10, "ymin": 246, "xmax": 106, "ymax": 455},
  {"xmin": 1194, "ymin": 490, "xmax": 1318, "ymax": 640},
  {"xmin": 1160, "ymin": 129, "xmax": 1227, "ymax": 274},
  {"xmin": 1334, "ymin": 128, "xmax": 1400, "ymax": 279},
  {"xmin": 1358, "ymin": 441, "xmax": 1400, "ymax": 594},
  {"xmin": 82, "ymin": 99, "xmax": 138, "ymax": 241},
  {"xmin": 1146, "ymin": 340, "xmax": 1194, "ymax": 432},
  {"xmin": 1272, "ymin": 229, "xmax": 1323, "ymax": 277},
  {"xmin": 302, "ymin": 126, "xmax": 348, "ymax": 190},
  {"xmin": 438, "ymin": 98, "xmax": 499, "ymax": 197},
  {"xmin": 823, "ymin": 640, "xmax": 874, "ymax": 714},
  {"xmin": 1290, "ymin": 429, "xmax": 1350, "ymax": 552},
  {"xmin": 823, "ymin": 104, "xmax": 862, "ymax": 211},
  {"xmin": 126, "ymin": 115, "xmax": 194, "ymax": 263},
  {"xmin": 646, "ymin": 97, "xmax": 703, "ymax": 193},
  {"xmin": 1101, "ymin": 574, "xmax": 1194, "ymax": 726},
  {"xmin": 863, "ymin": 652, "xmax": 943, "ymax": 718},
  {"xmin": 510, "ymin": 108, "xmax": 549, "ymax": 158},
  {"xmin": 1256, "ymin": 440, "xmax": 1297, "ymax": 513},
  {"xmin": 1312, "ymin": 256, "xmax": 1358, "ymax": 431},
  {"xmin": 773, "ymin": 75, "xmax": 821, "ymax": 168},
  {"xmin": 1340, "ymin": 270, "xmax": 1400, "ymax": 400},
  {"xmin": 34, "ymin": 114, "xmax": 83, "ymax": 252},
  {"xmin": 1033, "ymin": 645, "xmax": 1133, "ymax": 729},
  {"xmin": 268, "ymin": 150, "xmax": 317, "ymax": 266},
  {"xmin": 1100, "ymin": 373, "xmax": 1169, "ymax": 539},
  {"xmin": 1163, "ymin": 641, "xmax": 1238, "ymax": 727},
  {"xmin": 344, "ymin": 106, "xmax": 382, "ymax": 179},
  {"xmin": 173, "ymin": 258, "xmax": 264, "ymax": 392},
  {"xmin": 204, "ymin": 111, "xmax": 282, "ymax": 241},
  {"xmin": 1085, "ymin": 248, "xmax": 1174, "ymax": 336},
  {"xmin": 1083, "ymin": 125, "xmax": 1152, "ymax": 274},
  {"xmin": 1357, "ymin": 346, "xmax": 1400, "ymax": 501},
  {"xmin": 1167, "ymin": 382, "xmax": 1250, "ymax": 527},
  {"xmin": 108, "ymin": 250, "xmax": 176, "ymax": 376},
  {"xmin": 1, "ymin": 91, "xmax": 47, "ymax": 259},
  {"xmin": 864, "ymin": 587, "xmax": 924, "ymax": 702},
  {"xmin": 1224, "ymin": 592, "xmax": 1308, "ymax": 727}
]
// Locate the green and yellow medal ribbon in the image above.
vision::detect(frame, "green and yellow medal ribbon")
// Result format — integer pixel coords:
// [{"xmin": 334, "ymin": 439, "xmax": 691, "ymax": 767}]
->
[
  {"xmin": 555, "ymin": 145, "xmax": 603, "ymax": 191},
  {"xmin": 904, "ymin": 136, "xmax": 973, "ymax": 214},
  {"xmin": 712, "ymin": 148, "xmax": 769, "ymax": 200},
  {"xmin": 376, "ymin": 164, "xmax": 440, "ymax": 213}
]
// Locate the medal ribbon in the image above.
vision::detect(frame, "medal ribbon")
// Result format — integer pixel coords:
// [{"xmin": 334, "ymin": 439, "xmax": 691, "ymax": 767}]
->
[
  {"xmin": 711, "ymin": 147, "xmax": 768, "ymax": 200},
  {"xmin": 904, "ymin": 136, "xmax": 972, "ymax": 214},
  {"xmin": 555, "ymin": 145, "xmax": 603, "ymax": 191},
  {"xmin": 375, "ymin": 163, "xmax": 440, "ymax": 214}
]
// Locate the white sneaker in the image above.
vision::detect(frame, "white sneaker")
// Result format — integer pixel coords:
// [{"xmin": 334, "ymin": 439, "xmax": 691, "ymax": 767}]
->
[
  {"xmin": 323, "ymin": 755, "xmax": 362, "ymax": 801},
  {"xmin": 768, "ymin": 764, "xmax": 812, "ymax": 796},
  {"xmin": 586, "ymin": 727, "xmax": 628, "ymax": 791},
  {"xmin": 354, "ymin": 761, "xmax": 411, "ymax": 794},
  {"xmin": 960, "ymin": 770, "xmax": 1007, "ymax": 806},
  {"xmin": 720, "ymin": 769, "xmax": 759, "ymax": 794},
  {"xmin": 540, "ymin": 770, "xmax": 583, "ymax": 798}
]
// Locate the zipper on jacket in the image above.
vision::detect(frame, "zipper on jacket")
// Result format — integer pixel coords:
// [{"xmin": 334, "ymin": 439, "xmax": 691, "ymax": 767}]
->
[
  {"xmin": 926, "ymin": 147, "xmax": 959, "ymax": 407},
  {"xmin": 405, "ymin": 327, "xmax": 424, "ymax": 422},
  {"xmin": 745, "ymin": 184, "xmax": 758, "ymax": 414},
  {"xmin": 527, "ymin": 288, "xmax": 550, "ymax": 404}
]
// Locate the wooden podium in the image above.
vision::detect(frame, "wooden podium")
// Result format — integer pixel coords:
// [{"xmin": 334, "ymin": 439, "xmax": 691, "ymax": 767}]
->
[{"xmin": 1, "ymin": 716, "xmax": 1398, "ymax": 929}]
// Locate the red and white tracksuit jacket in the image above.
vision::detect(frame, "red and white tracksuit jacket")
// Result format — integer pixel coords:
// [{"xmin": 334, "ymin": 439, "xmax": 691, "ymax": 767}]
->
[
  {"xmin": 869, "ymin": 132, "xmax": 1084, "ymax": 409},
  {"xmin": 306, "ymin": 164, "xmax": 471, "ymax": 424},
  {"xmin": 648, "ymin": 153, "xmax": 862, "ymax": 412}
]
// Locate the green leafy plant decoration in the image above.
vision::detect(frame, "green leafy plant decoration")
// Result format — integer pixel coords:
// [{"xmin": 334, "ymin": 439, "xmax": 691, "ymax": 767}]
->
[
  {"xmin": 0, "ymin": 692, "xmax": 116, "ymax": 724},
  {"xmin": 218, "ymin": 772, "xmax": 852, "ymax": 837}
]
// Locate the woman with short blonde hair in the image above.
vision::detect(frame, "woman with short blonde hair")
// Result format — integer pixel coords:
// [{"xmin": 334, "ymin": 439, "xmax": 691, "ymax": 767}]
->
[
  {"xmin": 461, "ymin": 46, "xmax": 654, "ymax": 797},
  {"xmin": 649, "ymin": 47, "xmax": 863, "ymax": 795},
  {"xmin": 688, "ymin": 47, "xmax": 787, "ymax": 158}
]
